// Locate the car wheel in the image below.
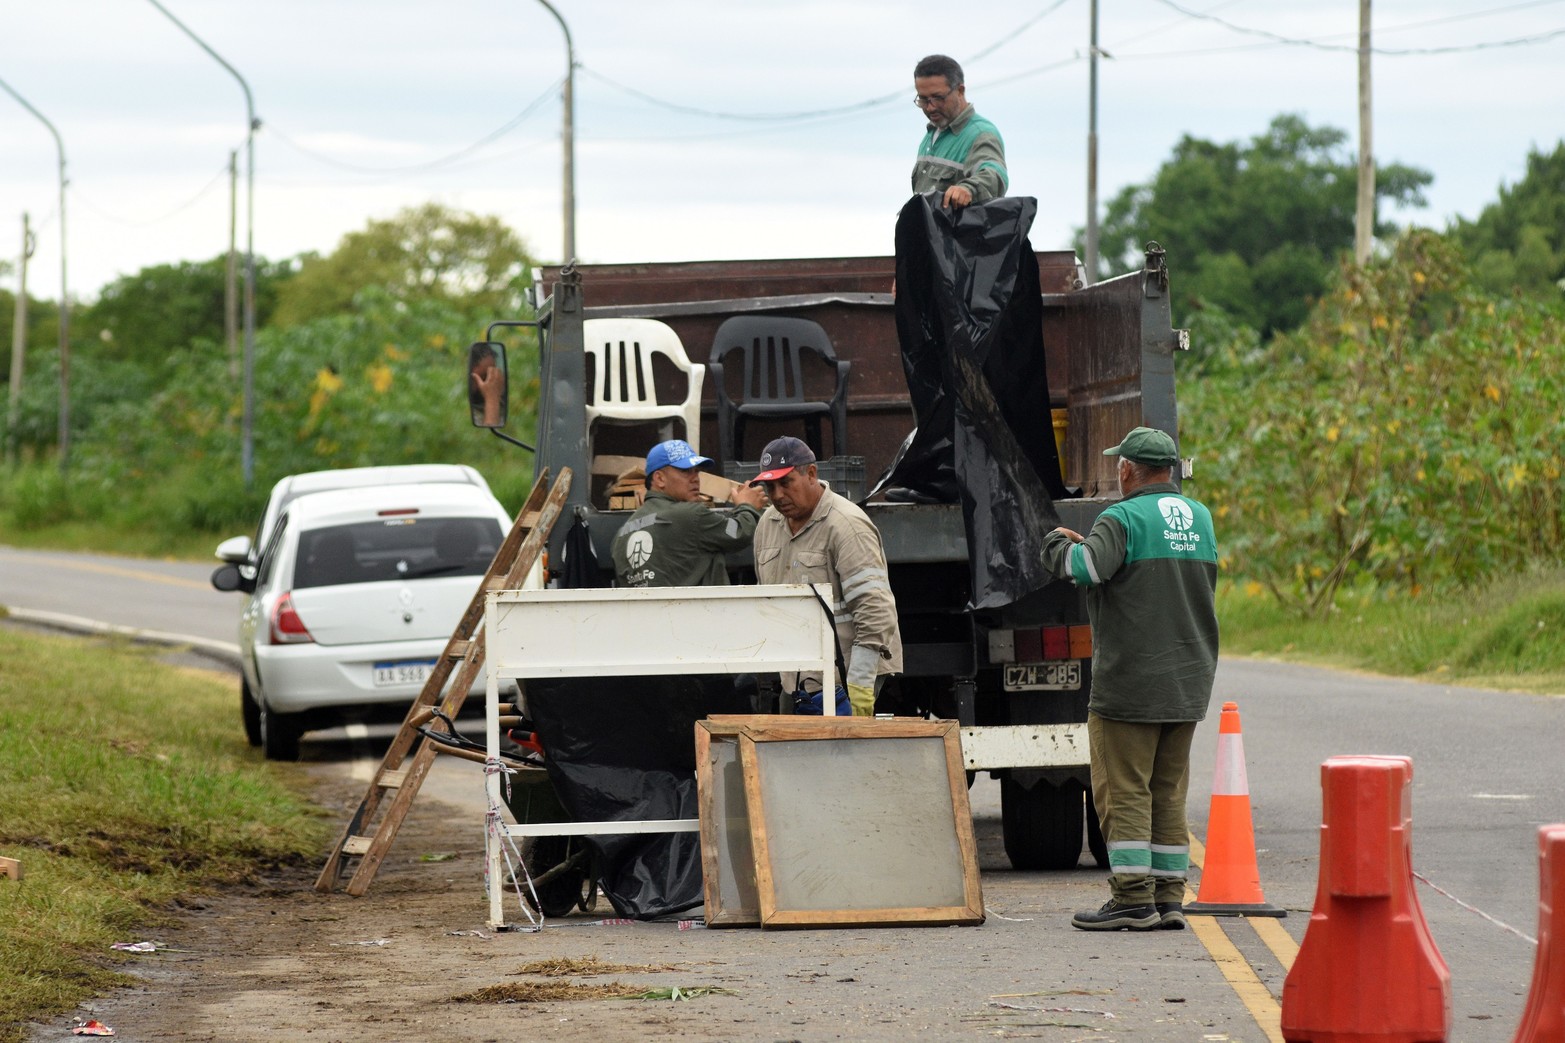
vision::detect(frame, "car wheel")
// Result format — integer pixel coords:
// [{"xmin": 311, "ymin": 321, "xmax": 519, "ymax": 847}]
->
[
  {"xmin": 241, "ymin": 680, "xmax": 263, "ymax": 747},
  {"xmin": 260, "ymin": 703, "xmax": 303, "ymax": 761}
]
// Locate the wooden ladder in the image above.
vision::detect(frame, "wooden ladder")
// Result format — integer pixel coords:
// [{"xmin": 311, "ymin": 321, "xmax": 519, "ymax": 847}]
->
[{"xmin": 314, "ymin": 466, "xmax": 573, "ymax": 896}]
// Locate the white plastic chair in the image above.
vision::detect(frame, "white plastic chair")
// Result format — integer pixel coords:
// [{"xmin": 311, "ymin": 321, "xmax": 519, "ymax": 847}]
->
[{"xmin": 582, "ymin": 318, "xmax": 705, "ymax": 450}]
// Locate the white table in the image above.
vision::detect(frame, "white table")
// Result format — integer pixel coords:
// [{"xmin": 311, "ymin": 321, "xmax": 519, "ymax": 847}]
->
[{"xmin": 483, "ymin": 583, "xmax": 837, "ymax": 928}]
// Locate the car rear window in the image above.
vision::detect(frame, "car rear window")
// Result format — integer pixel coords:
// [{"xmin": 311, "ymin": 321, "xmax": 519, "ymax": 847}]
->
[{"xmin": 293, "ymin": 516, "xmax": 504, "ymax": 589}]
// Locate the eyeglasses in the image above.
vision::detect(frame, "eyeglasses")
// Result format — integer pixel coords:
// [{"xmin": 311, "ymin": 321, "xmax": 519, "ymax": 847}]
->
[{"xmin": 913, "ymin": 91, "xmax": 952, "ymax": 108}]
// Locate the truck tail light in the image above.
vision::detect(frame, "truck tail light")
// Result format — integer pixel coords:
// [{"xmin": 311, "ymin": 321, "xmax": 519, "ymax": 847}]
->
[
  {"xmin": 270, "ymin": 592, "xmax": 315, "ymax": 645},
  {"xmin": 990, "ymin": 624, "xmax": 1092, "ymax": 664}
]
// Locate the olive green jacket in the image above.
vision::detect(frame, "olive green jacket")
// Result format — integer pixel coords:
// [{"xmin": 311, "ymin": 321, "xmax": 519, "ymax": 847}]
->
[{"xmin": 611, "ymin": 490, "xmax": 759, "ymax": 587}]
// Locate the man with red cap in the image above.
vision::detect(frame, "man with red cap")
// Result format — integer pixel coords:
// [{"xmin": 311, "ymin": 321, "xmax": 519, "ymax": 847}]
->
[{"xmin": 750, "ymin": 436, "xmax": 903, "ymax": 715}]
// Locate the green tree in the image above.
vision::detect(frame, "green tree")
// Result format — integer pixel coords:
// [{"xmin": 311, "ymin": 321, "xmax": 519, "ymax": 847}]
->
[
  {"xmin": 84, "ymin": 255, "xmax": 292, "ymax": 363},
  {"xmin": 272, "ymin": 203, "xmax": 534, "ymax": 326},
  {"xmin": 1091, "ymin": 115, "xmax": 1433, "ymax": 338},
  {"xmin": 1451, "ymin": 141, "xmax": 1565, "ymax": 298}
]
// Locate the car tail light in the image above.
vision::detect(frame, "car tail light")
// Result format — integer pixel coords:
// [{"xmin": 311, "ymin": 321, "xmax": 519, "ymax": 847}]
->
[
  {"xmin": 270, "ymin": 592, "xmax": 315, "ymax": 645},
  {"xmin": 377, "ymin": 508, "xmax": 419, "ymax": 516}
]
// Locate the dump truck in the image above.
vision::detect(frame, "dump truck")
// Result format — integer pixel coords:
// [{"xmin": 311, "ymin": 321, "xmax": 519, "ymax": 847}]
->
[{"xmin": 468, "ymin": 227, "xmax": 1187, "ymax": 872}]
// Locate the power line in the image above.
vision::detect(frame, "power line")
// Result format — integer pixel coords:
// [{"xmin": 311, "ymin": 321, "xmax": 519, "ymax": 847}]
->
[
  {"xmin": 965, "ymin": 0, "xmax": 1074, "ymax": 64},
  {"xmin": 580, "ymin": 66, "xmax": 905, "ymax": 122},
  {"xmin": 266, "ymin": 80, "xmax": 561, "ymax": 175},
  {"xmin": 1150, "ymin": 0, "xmax": 1565, "ymax": 54},
  {"xmin": 72, "ymin": 160, "xmax": 231, "ymax": 228}
]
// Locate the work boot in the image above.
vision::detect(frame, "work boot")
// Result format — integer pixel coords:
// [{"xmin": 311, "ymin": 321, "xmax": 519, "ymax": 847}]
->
[
  {"xmin": 1155, "ymin": 902, "xmax": 1187, "ymax": 930},
  {"xmin": 1070, "ymin": 899, "xmax": 1159, "ymax": 931}
]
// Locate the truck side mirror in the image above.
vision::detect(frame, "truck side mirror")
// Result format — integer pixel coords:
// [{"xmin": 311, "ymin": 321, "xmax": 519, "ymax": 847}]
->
[{"xmin": 467, "ymin": 341, "xmax": 509, "ymax": 429}]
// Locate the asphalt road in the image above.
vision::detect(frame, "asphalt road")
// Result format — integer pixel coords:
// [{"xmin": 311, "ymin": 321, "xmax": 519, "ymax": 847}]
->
[{"xmin": 4, "ymin": 542, "xmax": 1562, "ymax": 1040}]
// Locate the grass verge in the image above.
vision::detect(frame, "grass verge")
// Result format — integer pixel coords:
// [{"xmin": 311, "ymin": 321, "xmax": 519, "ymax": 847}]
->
[
  {"xmin": 0, "ymin": 626, "xmax": 328, "ymax": 1041},
  {"xmin": 1219, "ymin": 567, "xmax": 1565, "ymax": 695}
]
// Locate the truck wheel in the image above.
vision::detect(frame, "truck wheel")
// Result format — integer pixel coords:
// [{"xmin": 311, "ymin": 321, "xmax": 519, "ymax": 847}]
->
[
  {"xmin": 260, "ymin": 705, "xmax": 303, "ymax": 761},
  {"xmin": 1001, "ymin": 777, "xmax": 1086, "ymax": 870},
  {"xmin": 241, "ymin": 680, "xmax": 262, "ymax": 747},
  {"xmin": 1085, "ymin": 787, "xmax": 1109, "ymax": 868},
  {"xmin": 520, "ymin": 835, "xmax": 591, "ymax": 918}
]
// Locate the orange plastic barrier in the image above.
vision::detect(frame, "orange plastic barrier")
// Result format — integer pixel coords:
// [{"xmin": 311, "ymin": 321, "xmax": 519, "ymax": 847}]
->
[
  {"xmin": 1187, "ymin": 701, "xmax": 1284, "ymax": 916},
  {"xmin": 1282, "ymin": 755, "xmax": 1450, "ymax": 1043},
  {"xmin": 1514, "ymin": 823, "xmax": 1565, "ymax": 1043}
]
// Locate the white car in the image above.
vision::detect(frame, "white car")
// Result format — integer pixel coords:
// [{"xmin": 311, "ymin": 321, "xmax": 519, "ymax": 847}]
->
[
  {"xmin": 211, "ymin": 480, "xmax": 515, "ymax": 760},
  {"xmin": 213, "ymin": 463, "xmax": 495, "ymax": 573}
]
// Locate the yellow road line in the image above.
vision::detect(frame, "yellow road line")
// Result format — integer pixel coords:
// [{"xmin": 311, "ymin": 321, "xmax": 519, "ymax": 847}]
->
[
  {"xmin": 1187, "ymin": 833, "xmax": 1292, "ymax": 1042},
  {"xmin": 0, "ymin": 550, "xmax": 209, "ymax": 591}
]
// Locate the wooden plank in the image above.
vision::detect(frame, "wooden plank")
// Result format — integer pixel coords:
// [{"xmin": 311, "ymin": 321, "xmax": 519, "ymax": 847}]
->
[
  {"xmin": 342, "ymin": 837, "xmax": 373, "ymax": 856},
  {"xmin": 0, "ymin": 856, "xmax": 21, "ymax": 881},
  {"xmin": 696, "ymin": 718, "xmax": 769, "ymax": 927}
]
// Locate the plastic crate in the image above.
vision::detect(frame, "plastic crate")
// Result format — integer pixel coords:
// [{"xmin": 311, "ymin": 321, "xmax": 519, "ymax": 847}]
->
[{"xmin": 723, "ymin": 455, "xmax": 867, "ymax": 503}]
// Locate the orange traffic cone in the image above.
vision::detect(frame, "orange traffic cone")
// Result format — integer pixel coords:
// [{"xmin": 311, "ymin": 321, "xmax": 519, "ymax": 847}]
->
[
  {"xmin": 1187, "ymin": 701, "xmax": 1285, "ymax": 917},
  {"xmin": 1514, "ymin": 823, "xmax": 1565, "ymax": 1043}
]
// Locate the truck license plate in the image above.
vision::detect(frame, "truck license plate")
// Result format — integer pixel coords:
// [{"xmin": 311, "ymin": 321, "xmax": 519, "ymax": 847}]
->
[
  {"xmin": 1003, "ymin": 661, "xmax": 1082, "ymax": 691},
  {"xmin": 373, "ymin": 658, "xmax": 436, "ymax": 687}
]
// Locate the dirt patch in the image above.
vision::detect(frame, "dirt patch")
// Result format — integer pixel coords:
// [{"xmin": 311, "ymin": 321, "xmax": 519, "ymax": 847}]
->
[{"xmin": 26, "ymin": 762, "xmax": 1266, "ymax": 1042}]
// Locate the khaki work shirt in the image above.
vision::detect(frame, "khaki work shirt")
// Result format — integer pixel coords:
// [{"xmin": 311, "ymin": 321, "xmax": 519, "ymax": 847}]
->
[{"xmin": 752, "ymin": 484, "xmax": 903, "ymax": 693}]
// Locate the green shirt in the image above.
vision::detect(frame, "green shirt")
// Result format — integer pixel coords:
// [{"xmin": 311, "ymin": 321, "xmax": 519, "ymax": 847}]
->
[
  {"xmin": 910, "ymin": 104, "xmax": 1008, "ymax": 203},
  {"xmin": 1039, "ymin": 482, "xmax": 1219, "ymax": 722},
  {"xmin": 611, "ymin": 490, "xmax": 760, "ymax": 587}
]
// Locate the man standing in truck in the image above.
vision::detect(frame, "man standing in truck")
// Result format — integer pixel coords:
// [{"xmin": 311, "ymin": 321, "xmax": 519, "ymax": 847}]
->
[
  {"xmin": 750, "ymin": 436, "xmax": 903, "ymax": 716},
  {"xmin": 1038, "ymin": 427, "xmax": 1219, "ymax": 931},
  {"xmin": 910, "ymin": 54, "xmax": 1008, "ymax": 210},
  {"xmin": 612, "ymin": 438, "xmax": 765, "ymax": 587}
]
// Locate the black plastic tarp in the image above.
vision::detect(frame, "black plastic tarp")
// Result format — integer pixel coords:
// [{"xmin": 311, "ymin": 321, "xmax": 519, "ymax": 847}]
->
[
  {"xmin": 525, "ymin": 675, "xmax": 753, "ymax": 920},
  {"xmin": 884, "ymin": 193, "xmax": 1067, "ymax": 610}
]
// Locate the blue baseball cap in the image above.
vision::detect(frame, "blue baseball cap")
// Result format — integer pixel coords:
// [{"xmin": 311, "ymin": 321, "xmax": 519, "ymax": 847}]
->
[{"xmin": 645, "ymin": 439, "xmax": 712, "ymax": 474}]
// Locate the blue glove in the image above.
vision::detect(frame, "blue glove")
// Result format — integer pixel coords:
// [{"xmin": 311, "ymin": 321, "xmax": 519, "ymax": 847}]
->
[{"xmin": 793, "ymin": 685, "xmax": 852, "ymax": 716}]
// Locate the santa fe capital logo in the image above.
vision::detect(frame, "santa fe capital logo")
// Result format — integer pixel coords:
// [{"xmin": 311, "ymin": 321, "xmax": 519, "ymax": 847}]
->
[
  {"xmin": 626, "ymin": 531, "xmax": 654, "ymax": 568},
  {"xmin": 1158, "ymin": 497, "xmax": 1194, "ymax": 531}
]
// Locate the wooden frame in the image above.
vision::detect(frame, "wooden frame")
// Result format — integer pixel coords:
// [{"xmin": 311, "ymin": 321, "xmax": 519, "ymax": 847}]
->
[
  {"xmin": 736, "ymin": 717, "xmax": 984, "ymax": 928},
  {"xmin": 695, "ymin": 716, "xmax": 769, "ymax": 926}
]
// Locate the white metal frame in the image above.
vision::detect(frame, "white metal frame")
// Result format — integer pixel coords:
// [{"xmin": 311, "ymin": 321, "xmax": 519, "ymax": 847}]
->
[{"xmin": 483, "ymin": 583, "xmax": 837, "ymax": 928}]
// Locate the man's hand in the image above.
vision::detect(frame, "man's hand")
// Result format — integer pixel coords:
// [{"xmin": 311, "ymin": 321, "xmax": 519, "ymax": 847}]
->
[
  {"xmin": 942, "ymin": 184, "xmax": 974, "ymax": 209},
  {"xmin": 727, "ymin": 482, "xmax": 765, "ymax": 510},
  {"xmin": 1053, "ymin": 525, "xmax": 1085, "ymax": 543}
]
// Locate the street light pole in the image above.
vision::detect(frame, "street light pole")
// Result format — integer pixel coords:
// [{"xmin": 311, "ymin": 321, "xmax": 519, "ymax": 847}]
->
[
  {"xmin": 145, "ymin": 0, "xmax": 260, "ymax": 486},
  {"xmin": 1084, "ymin": 0, "xmax": 1101, "ymax": 285},
  {"xmin": 534, "ymin": 0, "xmax": 576, "ymax": 263},
  {"xmin": 0, "ymin": 76, "xmax": 69, "ymax": 471}
]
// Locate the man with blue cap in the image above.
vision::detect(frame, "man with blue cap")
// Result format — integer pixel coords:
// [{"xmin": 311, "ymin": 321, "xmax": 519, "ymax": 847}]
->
[{"xmin": 611, "ymin": 438, "xmax": 766, "ymax": 587}]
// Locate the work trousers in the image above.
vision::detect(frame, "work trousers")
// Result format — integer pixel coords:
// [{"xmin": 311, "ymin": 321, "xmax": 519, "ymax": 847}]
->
[{"xmin": 1087, "ymin": 712, "xmax": 1197, "ymax": 905}]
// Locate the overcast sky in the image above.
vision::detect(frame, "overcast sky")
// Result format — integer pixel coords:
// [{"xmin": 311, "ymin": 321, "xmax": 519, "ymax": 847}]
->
[{"xmin": 3, "ymin": 0, "xmax": 1563, "ymax": 300}]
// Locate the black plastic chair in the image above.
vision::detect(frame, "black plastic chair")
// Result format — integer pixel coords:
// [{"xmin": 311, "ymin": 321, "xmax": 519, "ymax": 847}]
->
[{"xmin": 707, "ymin": 316, "xmax": 851, "ymax": 467}]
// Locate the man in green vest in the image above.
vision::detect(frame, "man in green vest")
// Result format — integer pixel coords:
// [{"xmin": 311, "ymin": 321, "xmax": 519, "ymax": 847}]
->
[
  {"xmin": 612, "ymin": 438, "xmax": 765, "ymax": 587},
  {"xmin": 910, "ymin": 54, "xmax": 1008, "ymax": 210},
  {"xmin": 1039, "ymin": 427, "xmax": 1220, "ymax": 932}
]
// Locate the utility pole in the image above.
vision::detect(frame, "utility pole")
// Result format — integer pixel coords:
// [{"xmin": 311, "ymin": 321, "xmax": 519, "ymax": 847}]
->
[
  {"xmin": 226, "ymin": 149, "xmax": 238, "ymax": 380},
  {"xmin": 146, "ymin": 0, "xmax": 260, "ymax": 485},
  {"xmin": 0, "ymin": 76, "xmax": 70, "ymax": 472},
  {"xmin": 7, "ymin": 213, "xmax": 34, "ymax": 465},
  {"xmin": 1354, "ymin": 0, "xmax": 1375, "ymax": 266},
  {"xmin": 1084, "ymin": 0, "xmax": 1101, "ymax": 284},
  {"xmin": 534, "ymin": 0, "xmax": 577, "ymax": 263}
]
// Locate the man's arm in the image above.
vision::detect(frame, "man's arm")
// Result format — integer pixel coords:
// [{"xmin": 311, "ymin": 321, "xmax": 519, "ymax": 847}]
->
[
  {"xmin": 954, "ymin": 131, "xmax": 1008, "ymax": 205},
  {"xmin": 1040, "ymin": 515, "xmax": 1127, "ymax": 588},
  {"xmin": 833, "ymin": 524, "xmax": 900, "ymax": 715},
  {"xmin": 689, "ymin": 501, "xmax": 761, "ymax": 553}
]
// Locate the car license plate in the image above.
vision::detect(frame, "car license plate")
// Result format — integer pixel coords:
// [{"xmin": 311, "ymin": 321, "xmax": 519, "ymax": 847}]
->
[
  {"xmin": 373, "ymin": 658, "xmax": 436, "ymax": 687},
  {"xmin": 1003, "ymin": 661, "xmax": 1082, "ymax": 691}
]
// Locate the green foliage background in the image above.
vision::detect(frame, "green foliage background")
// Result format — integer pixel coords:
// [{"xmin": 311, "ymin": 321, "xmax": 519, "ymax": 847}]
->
[
  {"xmin": 2, "ymin": 204, "xmax": 541, "ymax": 543},
  {"xmin": 1182, "ymin": 230, "xmax": 1565, "ymax": 610}
]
